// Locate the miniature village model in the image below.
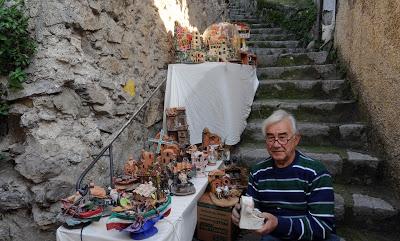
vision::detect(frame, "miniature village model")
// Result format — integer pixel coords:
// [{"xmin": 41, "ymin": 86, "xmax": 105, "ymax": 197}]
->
[{"xmin": 174, "ymin": 21, "xmax": 256, "ymax": 65}]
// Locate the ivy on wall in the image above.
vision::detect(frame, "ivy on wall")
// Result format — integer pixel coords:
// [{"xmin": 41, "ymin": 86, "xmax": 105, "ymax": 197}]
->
[
  {"xmin": 257, "ymin": 0, "xmax": 317, "ymax": 46},
  {"xmin": 0, "ymin": 0, "xmax": 36, "ymax": 115}
]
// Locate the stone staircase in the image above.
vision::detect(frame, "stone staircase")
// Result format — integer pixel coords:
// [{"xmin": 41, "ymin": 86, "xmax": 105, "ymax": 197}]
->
[{"xmin": 229, "ymin": 2, "xmax": 400, "ymax": 241}]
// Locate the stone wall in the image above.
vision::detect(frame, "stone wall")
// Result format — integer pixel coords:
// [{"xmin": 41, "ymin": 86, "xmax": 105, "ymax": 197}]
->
[
  {"xmin": 335, "ymin": 0, "xmax": 400, "ymax": 195},
  {"xmin": 0, "ymin": 0, "xmax": 227, "ymax": 240}
]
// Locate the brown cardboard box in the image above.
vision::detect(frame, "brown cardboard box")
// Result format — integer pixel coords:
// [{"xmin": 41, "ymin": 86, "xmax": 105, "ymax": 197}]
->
[{"xmin": 197, "ymin": 193, "xmax": 238, "ymax": 241}]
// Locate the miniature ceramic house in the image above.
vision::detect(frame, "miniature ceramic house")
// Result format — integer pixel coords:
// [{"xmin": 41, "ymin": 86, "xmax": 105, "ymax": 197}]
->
[
  {"xmin": 124, "ymin": 157, "xmax": 138, "ymax": 177},
  {"xmin": 218, "ymin": 40, "xmax": 229, "ymax": 62},
  {"xmin": 191, "ymin": 31, "xmax": 202, "ymax": 50},
  {"xmin": 174, "ymin": 21, "xmax": 192, "ymax": 51},
  {"xmin": 190, "ymin": 50, "xmax": 205, "ymax": 63},
  {"xmin": 159, "ymin": 148, "xmax": 177, "ymax": 165},
  {"xmin": 166, "ymin": 107, "xmax": 190, "ymax": 145},
  {"xmin": 208, "ymin": 169, "xmax": 225, "ymax": 183},
  {"xmin": 202, "ymin": 128, "xmax": 222, "ymax": 148},
  {"xmin": 140, "ymin": 150, "xmax": 154, "ymax": 171},
  {"xmin": 235, "ymin": 22, "xmax": 251, "ymax": 39}
]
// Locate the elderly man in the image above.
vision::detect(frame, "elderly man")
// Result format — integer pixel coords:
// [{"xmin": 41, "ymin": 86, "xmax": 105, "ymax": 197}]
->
[{"xmin": 232, "ymin": 109, "xmax": 339, "ymax": 241}]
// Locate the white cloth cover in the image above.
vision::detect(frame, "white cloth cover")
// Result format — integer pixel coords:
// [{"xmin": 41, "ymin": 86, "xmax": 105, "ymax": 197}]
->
[
  {"xmin": 164, "ymin": 62, "xmax": 259, "ymax": 145},
  {"xmin": 56, "ymin": 161, "xmax": 224, "ymax": 241}
]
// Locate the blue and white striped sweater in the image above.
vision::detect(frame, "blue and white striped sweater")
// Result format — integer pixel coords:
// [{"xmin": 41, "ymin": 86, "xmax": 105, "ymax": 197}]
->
[{"xmin": 246, "ymin": 150, "xmax": 335, "ymax": 240}]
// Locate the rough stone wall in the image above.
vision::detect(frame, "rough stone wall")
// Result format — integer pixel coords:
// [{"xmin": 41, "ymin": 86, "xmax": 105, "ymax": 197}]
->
[
  {"xmin": 335, "ymin": 1, "xmax": 400, "ymax": 194},
  {"xmin": 0, "ymin": 0, "xmax": 227, "ymax": 240}
]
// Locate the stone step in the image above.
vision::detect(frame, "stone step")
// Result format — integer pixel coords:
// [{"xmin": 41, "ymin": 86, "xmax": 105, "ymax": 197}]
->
[
  {"xmin": 249, "ymin": 99, "xmax": 359, "ymax": 122},
  {"xmin": 232, "ymin": 145, "xmax": 381, "ymax": 185},
  {"xmin": 257, "ymin": 64, "xmax": 341, "ymax": 80},
  {"xmin": 247, "ymin": 40, "xmax": 299, "ymax": 48},
  {"xmin": 236, "ymin": 188, "xmax": 399, "ymax": 241},
  {"xmin": 250, "ymin": 23, "xmax": 277, "ymax": 28},
  {"xmin": 257, "ymin": 51, "xmax": 329, "ymax": 67},
  {"xmin": 230, "ymin": 14, "xmax": 254, "ymax": 19},
  {"xmin": 250, "ymin": 27, "xmax": 286, "ymax": 34},
  {"xmin": 243, "ymin": 120, "xmax": 368, "ymax": 149},
  {"xmin": 249, "ymin": 33, "xmax": 297, "ymax": 41},
  {"xmin": 255, "ymin": 79, "xmax": 351, "ymax": 100},
  {"xmin": 230, "ymin": 18, "xmax": 263, "ymax": 24},
  {"xmin": 335, "ymin": 183, "xmax": 400, "ymax": 232},
  {"xmin": 336, "ymin": 226, "xmax": 400, "ymax": 241},
  {"xmin": 251, "ymin": 47, "xmax": 306, "ymax": 55}
]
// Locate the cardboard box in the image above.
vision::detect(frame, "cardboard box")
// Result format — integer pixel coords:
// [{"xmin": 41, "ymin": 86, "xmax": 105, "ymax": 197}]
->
[{"xmin": 197, "ymin": 193, "xmax": 238, "ymax": 241}]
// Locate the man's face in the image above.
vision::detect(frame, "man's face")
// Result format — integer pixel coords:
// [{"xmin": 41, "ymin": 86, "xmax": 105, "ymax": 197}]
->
[{"xmin": 265, "ymin": 118, "xmax": 300, "ymax": 165}]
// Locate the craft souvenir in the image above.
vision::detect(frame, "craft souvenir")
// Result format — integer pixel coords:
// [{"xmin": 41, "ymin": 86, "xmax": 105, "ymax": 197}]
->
[
  {"xmin": 241, "ymin": 52, "xmax": 257, "ymax": 66},
  {"xmin": 207, "ymin": 170, "xmax": 241, "ymax": 207},
  {"xmin": 203, "ymin": 22, "xmax": 241, "ymax": 62},
  {"xmin": 207, "ymin": 144, "xmax": 219, "ymax": 166},
  {"xmin": 191, "ymin": 30, "xmax": 203, "ymax": 50},
  {"xmin": 139, "ymin": 150, "xmax": 154, "ymax": 171},
  {"xmin": 225, "ymin": 165, "xmax": 248, "ymax": 188},
  {"xmin": 239, "ymin": 196, "xmax": 265, "ymax": 230},
  {"xmin": 191, "ymin": 150, "xmax": 208, "ymax": 177},
  {"xmin": 174, "ymin": 21, "xmax": 192, "ymax": 52},
  {"xmin": 165, "ymin": 107, "xmax": 190, "ymax": 145},
  {"xmin": 170, "ymin": 161, "xmax": 196, "ymax": 196},
  {"xmin": 89, "ymin": 183, "xmax": 107, "ymax": 199},
  {"xmin": 107, "ymin": 177, "xmax": 172, "ymax": 240},
  {"xmin": 234, "ymin": 22, "xmax": 250, "ymax": 53},
  {"xmin": 202, "ymin": 128, "xmax": 222, "ymax": 148},
  {"xmin": 60, "ymin": 189, "xmax": 104, "ymax": 228},
  {"xmin": 190, "ymin": 50, "xmax": 206, "ymax": 63}
]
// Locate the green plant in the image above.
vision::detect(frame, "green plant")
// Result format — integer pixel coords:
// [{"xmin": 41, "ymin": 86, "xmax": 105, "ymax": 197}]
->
[
  {"xmin": 257, "ymin": 0, "xmax": 317, "ymax": 46},
  {"xmin": 0, "ymin": 0, "xmax": 36, "ymax": 89},
  {"xmin": 0, "ymin": 101, "xmax": 8, "ymax": 116}
]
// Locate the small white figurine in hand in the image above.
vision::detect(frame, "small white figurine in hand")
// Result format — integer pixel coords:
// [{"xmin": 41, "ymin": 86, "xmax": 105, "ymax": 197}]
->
[{"xmin": 239, "ymin": 196, "xmax": 265, "ymax": 230}]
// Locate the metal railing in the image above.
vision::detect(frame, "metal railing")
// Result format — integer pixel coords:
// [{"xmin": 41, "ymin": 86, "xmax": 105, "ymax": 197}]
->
[{"xmin": 75, "ymin": 79, "xmax": 166, "ymax": 194}]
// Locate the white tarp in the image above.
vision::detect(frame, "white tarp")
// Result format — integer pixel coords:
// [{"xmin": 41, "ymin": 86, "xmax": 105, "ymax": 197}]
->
[{"xmin": 164, "ymin": 62, "xmax": 259, "ymax": 145}]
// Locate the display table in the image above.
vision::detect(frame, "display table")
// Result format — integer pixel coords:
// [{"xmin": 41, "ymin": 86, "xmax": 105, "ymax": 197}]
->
[
  {"xmin": 164, "ymin": 62, "xmax": 259, "ymax": 145},
  {"xmin": 56, "ymin": 161, "xmax": 224, "ymax": 241}
]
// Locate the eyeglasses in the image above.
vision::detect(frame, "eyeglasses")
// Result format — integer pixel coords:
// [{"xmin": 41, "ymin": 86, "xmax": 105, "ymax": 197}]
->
[{"xmin": 265, "ymin": 135, "xmax": 295, "ymax": 145}]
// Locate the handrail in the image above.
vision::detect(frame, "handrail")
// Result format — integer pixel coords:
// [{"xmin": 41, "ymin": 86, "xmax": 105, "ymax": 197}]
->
[{"xmin": 75, "ymin": 79, "xmax": 166, "ymax": 193}]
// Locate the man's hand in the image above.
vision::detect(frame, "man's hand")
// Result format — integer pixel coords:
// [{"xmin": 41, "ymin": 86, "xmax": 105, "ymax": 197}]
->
[
  {"xmin": 231, "ymin": 203, "xmax": 240, "ymax": 226},
  {"xmin": 255, "ymin": 212, "xmax": 278, "ymax": 235}
]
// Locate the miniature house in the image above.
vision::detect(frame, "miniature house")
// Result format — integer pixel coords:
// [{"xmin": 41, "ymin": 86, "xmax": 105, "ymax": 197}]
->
[
  {"xmin": 190, "ymin": 51, "xmax": 205, "ymax": 63},
  {"xmin": 202, "ymin": 128, "xmax": 222, "ymax": 148},
  {"xmin": 191, "ymin": 31, "xmax": 202, "ymax": 50},
  {"xmin": 124, "ymin": 157, "xmax": 138, "ymax": 177},
  {"xmin": 166, "ymin": 107, "xmax": 190, "ymax": 145},
  {"xmin": 140, "ymin": 150, "xmax": 154, "ymax": 171}
]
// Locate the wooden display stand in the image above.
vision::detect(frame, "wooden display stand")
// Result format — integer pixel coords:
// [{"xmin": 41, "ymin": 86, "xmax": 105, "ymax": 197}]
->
[{"xmin": 196, "ymin": 193, "xmax": 239, "ymax": 241}]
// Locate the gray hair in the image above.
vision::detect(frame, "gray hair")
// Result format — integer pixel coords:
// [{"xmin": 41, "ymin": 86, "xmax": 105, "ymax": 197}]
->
[{"xmin": 261, "ymin": 109, "xmax": 298, "ymax": 136}]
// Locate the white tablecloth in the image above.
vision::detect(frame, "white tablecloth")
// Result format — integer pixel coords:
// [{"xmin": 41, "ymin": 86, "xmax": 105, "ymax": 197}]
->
[
  {"xmin": 164, "ymin": 62, "xmax": 259, "ymax": 145},
  {"xmin": 56, "ymin": 161, "xmax": 223, "ymax": 241}
]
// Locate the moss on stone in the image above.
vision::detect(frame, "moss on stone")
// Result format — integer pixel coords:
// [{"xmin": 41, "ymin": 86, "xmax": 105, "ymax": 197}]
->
[
  {"xmin": 279, "ymin": 67, "xmax": 320, "ymax": 79},
  {"xmin": 275, "ymin": 54, "xmax": 313, "ymax": 66}
]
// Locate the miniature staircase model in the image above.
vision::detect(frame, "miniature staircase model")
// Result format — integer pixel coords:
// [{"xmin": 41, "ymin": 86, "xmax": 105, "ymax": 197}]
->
[{"xmin": 228, "ymin": 2, "xmax": 400, "ymax": 241}]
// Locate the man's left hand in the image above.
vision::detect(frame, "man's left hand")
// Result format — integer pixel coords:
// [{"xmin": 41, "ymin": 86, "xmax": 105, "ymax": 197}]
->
[{"xmin": 255, "ymin": 212, "xmax": 278, "ymax": 235}]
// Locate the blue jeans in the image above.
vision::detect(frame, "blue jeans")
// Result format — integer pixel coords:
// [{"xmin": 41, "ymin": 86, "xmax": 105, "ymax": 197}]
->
[{"xmin": 261, "ymin": 233, "xmax": 340, "ymax": 241}]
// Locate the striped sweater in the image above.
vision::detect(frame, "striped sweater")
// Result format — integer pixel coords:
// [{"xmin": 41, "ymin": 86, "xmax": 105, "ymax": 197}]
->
[{"xmin": 246, "ymin": 150, "xmax": 335, "ymax": 240}]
